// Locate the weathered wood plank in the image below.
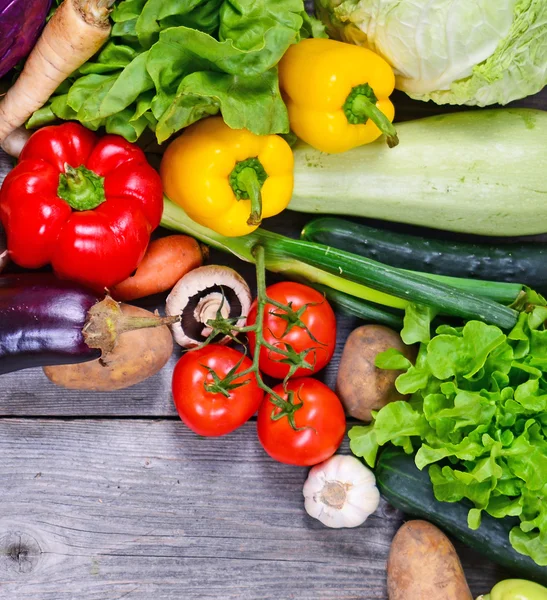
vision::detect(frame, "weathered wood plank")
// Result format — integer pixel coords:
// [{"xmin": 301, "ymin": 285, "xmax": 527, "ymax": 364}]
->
[{"xmin": 0, "ymin": 419, "xmax": 502, "ymax": 599}]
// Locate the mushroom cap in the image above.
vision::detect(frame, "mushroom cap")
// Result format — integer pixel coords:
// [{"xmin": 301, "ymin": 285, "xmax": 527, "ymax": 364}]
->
[{"xmin": 166, "ymin": 265, "xmax": 252, "ymax": 348}]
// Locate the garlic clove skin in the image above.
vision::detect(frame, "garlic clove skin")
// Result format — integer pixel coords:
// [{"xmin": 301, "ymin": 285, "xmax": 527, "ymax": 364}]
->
[{"xmin": 303, "ymin": 454, "xmax": 380, "ymax": 529}]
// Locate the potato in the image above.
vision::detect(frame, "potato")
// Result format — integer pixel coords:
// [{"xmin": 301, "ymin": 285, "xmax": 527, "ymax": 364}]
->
[
  {"xmin": 43, "ymin": 304, "xmax": 173, "ymax": 391},
  {"xmin": 387, "ymin": 520, "xmax": 472, "ymax": 600},
  {"xmin": 336, "ymin": 324, "xmax": 415, "ymax": 422}
]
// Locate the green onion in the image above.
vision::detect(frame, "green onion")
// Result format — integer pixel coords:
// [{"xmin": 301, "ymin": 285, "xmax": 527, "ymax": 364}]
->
[{"xmin": 161, "ymin": 199, "xmax": 519, "ymax": 330}]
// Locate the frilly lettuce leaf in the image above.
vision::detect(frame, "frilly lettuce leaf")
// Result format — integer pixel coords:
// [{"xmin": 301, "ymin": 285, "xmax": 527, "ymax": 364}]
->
[
  {"xmin": 28, "ymin": 0, "xmax": 324, "ymax": 141},
  {"xmin": 350, "ymin": 297, "xmax": 547, "ymax": 566}
]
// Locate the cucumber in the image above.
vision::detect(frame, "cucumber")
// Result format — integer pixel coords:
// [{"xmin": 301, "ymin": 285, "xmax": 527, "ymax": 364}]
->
[
  {"xmin": 290, "ymin": 109, "xmax": 547, "ymax": 237},
  {"xmin": 375, "ymin": 446, "xmax": 547, "ymax": 586},
  {"xmin": 302, "ymin": 217, "xmax": 547, "ymax": 293}
]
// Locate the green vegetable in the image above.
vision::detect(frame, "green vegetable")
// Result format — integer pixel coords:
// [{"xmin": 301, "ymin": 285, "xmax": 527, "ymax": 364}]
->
[
  {"xmin": 316, "ymin": 0, "xmax": 547, "ymax": 107},
  {"xmin": 350, "ymin": 298, "xmax": 547, "ymax": 566},
  {"xmin": 28, "ymin": 0, "xmax": 325, "ymax": 142},
  {"xmin": 303, "ymin": 283, "xmax": 404, "ymax": 330},
  {"xmin": 290, "ymin": 109, "xmax": 547, "ymax": 237},
  {"xmin": 301, "ymin": 217, "xmax": 547, "ymax": 297},
  {"xmin": 161, "ymin": 198, "xmax": 520, "ymax": 329},
  {"xmin": 375, "ymin": 447, "xmax": 547, "ymax": 587},
  {"xmin": 480, "ymin": 579, "xmax": 547, "ymax": 600}
]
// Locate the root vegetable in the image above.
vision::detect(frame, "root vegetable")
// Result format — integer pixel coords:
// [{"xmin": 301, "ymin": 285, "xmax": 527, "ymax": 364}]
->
[
  {"xmin": 111, "ymin": 235, "xmax": 207, "ymax": 301},
  {"xmin": 43, "ymin": 304, "xmax": 173, "ymax": 391},
  {"xmin": 0, "ymin": 0, "xmax": 115, "ymax": 155},
  {"xmin": 387, "ymin": 520, "xmax": 473, "ymax": 600},
  {"xmin": 336, "ymin": 325, "xmax": 416, "ymax": 422}
]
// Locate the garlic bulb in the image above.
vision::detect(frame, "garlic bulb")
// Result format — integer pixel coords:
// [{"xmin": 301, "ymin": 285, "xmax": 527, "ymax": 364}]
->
[{"xmin": 303, "ymin": 454, "xmax": 380, "ymax": 528}]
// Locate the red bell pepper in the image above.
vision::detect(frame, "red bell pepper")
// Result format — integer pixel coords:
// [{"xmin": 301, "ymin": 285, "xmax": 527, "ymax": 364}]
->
[{"xmin": 0, "ymin": 122, "xmax": 163, "ymax": 290}]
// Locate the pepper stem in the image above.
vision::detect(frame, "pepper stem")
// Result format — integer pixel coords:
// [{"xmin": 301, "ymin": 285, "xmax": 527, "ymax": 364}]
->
[
  {"xmin": 58, "ymin": 164, "xmax": 106, "ymax": 211},
  {"xmin": 238, "ymin": 167, "xmax": 263, "ymax": 226},
  {"xmin": 229, "ymin": 157, "xmax": 268, "ymax": 227},
  {"xmin": 343, "ymin": 84, "xmax": 399, "ymax": 148}
]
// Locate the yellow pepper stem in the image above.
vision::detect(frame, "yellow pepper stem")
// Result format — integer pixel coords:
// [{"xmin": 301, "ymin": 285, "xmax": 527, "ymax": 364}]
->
[
  {"xmin": 229, "ymin": 157, "xmax": 268, "ymax": 227},
  {"xmin": 344, "ymin": 84, "xmax": 399, "ymax": 148},
  {"xmin": 238, "ymin": 167, "xmax": 263, "ymax": 226}
]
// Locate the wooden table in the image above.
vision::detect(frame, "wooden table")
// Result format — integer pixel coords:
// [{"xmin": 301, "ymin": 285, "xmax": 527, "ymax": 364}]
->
[{"xmin": 1, "ymin": 89, "xmax": 545, "ymax": 600}]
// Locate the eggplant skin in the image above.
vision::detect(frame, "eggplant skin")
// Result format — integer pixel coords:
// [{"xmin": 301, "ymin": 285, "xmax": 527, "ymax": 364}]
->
[{"xmin": 0, "ymin": 274, "xmax": 101, "ymax": 375}]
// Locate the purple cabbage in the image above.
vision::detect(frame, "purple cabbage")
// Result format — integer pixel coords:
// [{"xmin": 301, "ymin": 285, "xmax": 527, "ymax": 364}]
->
[{"xmin": 0, "ymin": 0, "xmax": 52, "ymax": 78}]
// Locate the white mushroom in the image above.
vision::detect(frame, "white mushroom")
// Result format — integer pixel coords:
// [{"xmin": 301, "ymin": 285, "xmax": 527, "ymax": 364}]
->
[{"xmin": 166, "ymin": 265, "xmax": 252, "ymax": 348}]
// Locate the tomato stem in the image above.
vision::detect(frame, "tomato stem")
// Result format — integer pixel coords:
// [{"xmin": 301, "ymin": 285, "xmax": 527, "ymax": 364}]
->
[
  {"xmin": 246, "ymin": 244, "xmax": 293, "ymax": 407},
  {"xmin": 189, "ymin": 244, "xmax": 314, "ymax": 427}
]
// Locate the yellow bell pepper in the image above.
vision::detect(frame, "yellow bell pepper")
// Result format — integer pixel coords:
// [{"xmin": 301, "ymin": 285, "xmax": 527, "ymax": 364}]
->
[
  {"xmin": 279, "ymin": 38, "xmax": 398, "ymax": 154},
  {"xmin": 160, "ymin": 117, "xmax": 294, "ymax": 237}
]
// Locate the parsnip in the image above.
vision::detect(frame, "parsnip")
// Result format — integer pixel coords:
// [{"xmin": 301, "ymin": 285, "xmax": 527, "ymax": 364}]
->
[{"xmin": 0, "ymin": 0, "xmax": 115, "ymax": 155}]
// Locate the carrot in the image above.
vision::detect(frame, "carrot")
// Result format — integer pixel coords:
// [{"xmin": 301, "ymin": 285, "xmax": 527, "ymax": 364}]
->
[
  {"xmin": 0, "ymin": 0, "xmax": 115, "ymax": 156},
  {"xmin": 110, "ymin": 235, "xmax": 207, "ymax": 301}
]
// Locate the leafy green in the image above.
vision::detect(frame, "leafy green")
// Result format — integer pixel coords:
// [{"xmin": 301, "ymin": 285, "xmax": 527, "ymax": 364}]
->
[
  {"xmin": 350, "ymin": 300, "xmax": 547, "ymax": 566},
  {"xmin": 29, "ymin": 0, "xmax": 325, "ymax": 142}
]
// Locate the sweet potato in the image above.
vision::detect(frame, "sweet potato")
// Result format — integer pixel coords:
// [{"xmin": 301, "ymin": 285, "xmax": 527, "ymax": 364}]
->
[
  {"xmin": 111, "ymin": 235, "xmax": 206, "ymax": 301},
  {"xmin": 43, "ymin": 304, "xmax": 173, "ymax": 391},
  {"xmin": 336, "ymin": 324, "xmax": 416, "ymax": 422},
  {"xmin": 387, "ymin": 520, "xmax": 473, "ymax": 600}
]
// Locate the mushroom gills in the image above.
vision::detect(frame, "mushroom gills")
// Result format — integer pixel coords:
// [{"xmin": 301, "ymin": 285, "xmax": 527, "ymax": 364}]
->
[
  {"xmin": 181, "ymin": 284, "xmax": 242, "ymax": 343},
  {"xmin": 166, "ymin": 264, "xmax": 252, "ymax": 349}
]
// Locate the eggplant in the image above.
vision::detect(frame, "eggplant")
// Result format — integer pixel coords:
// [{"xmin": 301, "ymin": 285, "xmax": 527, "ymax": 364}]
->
[
  {"xmin": 0, "ymin": 274, "xmax": 101, "ymax": 375},
  {"xmin": 0, "ymin": 274, "xmax": 180, "ymax": 376}
]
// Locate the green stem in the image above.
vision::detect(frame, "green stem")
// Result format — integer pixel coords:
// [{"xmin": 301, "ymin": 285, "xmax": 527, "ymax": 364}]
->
[
  {"xmin": 57, "ymin": 164, "xmax": 106, "ymax": 211},
  {"xmin": 161, "ymin": 198, "xmax": 408, "ymax": 310},
  {"xmin": 161, "ymin": 199, "xmax": 518, "ymax": 329},
  {"xmin": 238, "ymin": 168, "xmax": 263, "ymax": 226},
  {"xmin": 351, "ymin": 95, "xmax": 399, "ymax": 148},
  {"xmin": 244, "ymin": 245, "xmax": 294, "ymax": 405},
  {"xmin": 229, "ymin": 157, "xmax": 268, "ymax": 227},
  {"xmin": 199, "ymin": 244, "xmax": 299, "ymax": 408}
]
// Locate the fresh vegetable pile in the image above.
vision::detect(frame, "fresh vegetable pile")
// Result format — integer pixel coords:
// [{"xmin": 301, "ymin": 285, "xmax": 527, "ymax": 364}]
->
[{"xmin": 0, "ymin": 0, "xmax": 546, "ymax": 596}]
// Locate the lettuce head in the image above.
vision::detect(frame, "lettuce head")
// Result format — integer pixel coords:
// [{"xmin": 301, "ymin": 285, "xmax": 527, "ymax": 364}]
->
[{"xmin": 316, "ymin": 0, "xmax": 547, "ymax": 106}]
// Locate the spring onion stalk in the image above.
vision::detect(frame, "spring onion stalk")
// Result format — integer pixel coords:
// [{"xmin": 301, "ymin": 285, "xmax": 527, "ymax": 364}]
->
[
  {"xmin": 307, "ymin": 283, "xmax": 404, "ymax": 330},
  {"xmin": 161, "ymin": 199, "xmax": 519, "ymax": 330},
  {"xmin": 162, "ymin": 198, "xmax": 408, "ymax": 310},
  {"xmin": 404, "ymin": 270, "xmax": 523, "ymax": 306}
]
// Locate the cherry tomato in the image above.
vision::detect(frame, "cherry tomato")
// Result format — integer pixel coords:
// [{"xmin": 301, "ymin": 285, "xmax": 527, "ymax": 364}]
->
[
  {"xmin": 247, "ymin": 282, "xmax": 336, "ymax": 379},
  {"xmin": 172, "ymin": 345, "xmax": 263, "ymax": 437},
  {"xmin": 257, "ymin": 377, "xmax": 346, "ymax": 466}
]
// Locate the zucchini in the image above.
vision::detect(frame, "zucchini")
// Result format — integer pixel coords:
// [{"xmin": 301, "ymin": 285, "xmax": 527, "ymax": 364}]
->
[
  {"xmin": 376, "ymin": 446, "xmax": 547, "ymax": 586},
  {"xmin": 290, "ymin": 109, "xmax": 547, "ymax": 237},
  {"xmin": 302, "ymin": 217, "xmax": 547, "ymax": 293}
]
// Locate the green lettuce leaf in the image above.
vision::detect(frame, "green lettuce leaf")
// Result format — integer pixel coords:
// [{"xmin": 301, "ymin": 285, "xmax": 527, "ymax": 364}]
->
[
  {"xmin": 28, "ymin": 0, "xmax": 315, "ymax": 142},
  {"xmin": 349, "ymin": 302, "xmax": 547, "ymax": 566}
]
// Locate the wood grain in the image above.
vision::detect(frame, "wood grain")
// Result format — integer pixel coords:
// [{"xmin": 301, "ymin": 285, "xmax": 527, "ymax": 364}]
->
[{"xmin": 0, "ymin": 420, "xmax": 503, "ymax": 599}]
